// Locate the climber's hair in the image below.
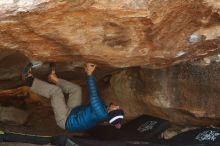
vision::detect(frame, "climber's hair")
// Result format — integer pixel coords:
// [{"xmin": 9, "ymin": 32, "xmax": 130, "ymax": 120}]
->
[{"xmin": 108, "ymin": 102, "xmax": 114, "ymax": 106}]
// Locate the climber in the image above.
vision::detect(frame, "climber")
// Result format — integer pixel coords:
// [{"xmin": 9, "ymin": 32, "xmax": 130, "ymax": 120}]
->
[{"xmin": 22, "ymin": 62, "xmax": 124, "ymax": 132}]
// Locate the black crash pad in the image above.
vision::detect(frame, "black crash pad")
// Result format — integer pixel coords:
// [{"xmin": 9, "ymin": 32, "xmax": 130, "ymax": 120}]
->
[
  {"xmin": 122, "ymin": 114, "xmax": 171, "ymax": 140},
  {"xmin": 0, "ymin": 132, "xmax": 51, "ymax": 145},
  {"xmin": 88, "ymin": 114, "xmax": 170, "ymax": 142},
  {"xmin": 0, "ymin": 132, "xmax": 65, "ymax": 146},
  {"xmin": 69, "ymin": 137, "xmax": 170, "ymax": 146},
  {"xmin": 0, "ymin": 132, "xmax": 170, "ymax": 146},
  {"xmin": 170, "ymin": 128, "xmax": 220, "ymax": 146},
  {"xmin": 49, "ymin": 135, "xmax": 170, "ymax": 146}
]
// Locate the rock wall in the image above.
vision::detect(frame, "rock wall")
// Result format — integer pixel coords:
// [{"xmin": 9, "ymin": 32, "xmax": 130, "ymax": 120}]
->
[
  {"xmin": 0, "ymin": 0, "xmax": 219, "ymax": 68},
  {"xmin": 102, "ymin": 62, "xmax": 220, "ymax": 126}
]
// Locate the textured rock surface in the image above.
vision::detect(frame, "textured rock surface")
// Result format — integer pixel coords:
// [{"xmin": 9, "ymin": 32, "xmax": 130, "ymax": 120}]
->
[
  {"xmin": 0, "ymin": 0, "xmax": 219, "ymax": 68},
  {"xmin": 0, "ymin": 0, "xmax": 49, "ymax": 17},
  {"xmin": 0, "ymin": 106, "xmax": 29, "ymax": 125},
  {"xmin": 0, "ymin": 0, "xmax": 220, "ymax": 126},
  {"xmin": 102, "ymin": 62, "xmax": 220, "ymax": 126}
]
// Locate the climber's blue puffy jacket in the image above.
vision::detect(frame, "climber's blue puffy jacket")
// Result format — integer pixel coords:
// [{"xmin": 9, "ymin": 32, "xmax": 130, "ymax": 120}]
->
[{"xmin": 65, "ymin": 75, "xmax": 108, "ymax": 132}]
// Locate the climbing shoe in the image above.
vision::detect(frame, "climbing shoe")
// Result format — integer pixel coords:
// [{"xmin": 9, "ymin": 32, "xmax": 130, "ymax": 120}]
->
[{"xmin": 22, "ymin": 63, "xmax": 34, "ymax": 87}]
